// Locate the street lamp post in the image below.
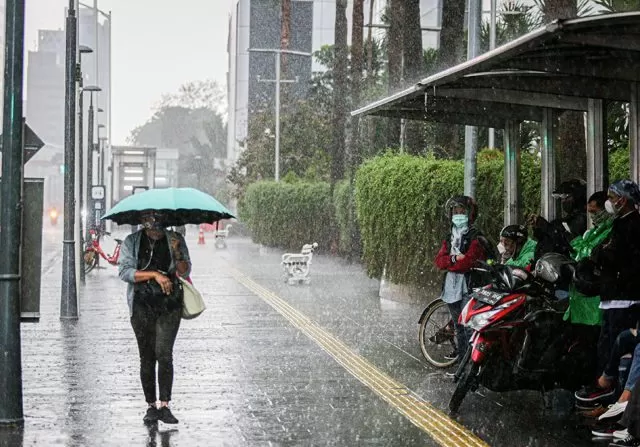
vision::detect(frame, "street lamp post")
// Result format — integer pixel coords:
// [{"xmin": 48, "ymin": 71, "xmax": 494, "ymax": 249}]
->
[
  {"xmin": 0, "ymin": 0, "xmax": 26, "ymax": 426},
  {"xmin": 488, "ymin": 0, "xmax": 497, "ymax": 149},
  {"xmin": 86, "ymin": 86, "xmax": 101, "ymax": 234},
  {"xmin": 61, "ymin": 0, "xmax": 79, "ymax": 319},
  {"xmin": 248, "ymin": 48, "xmax": 312, "ymax": 182}
]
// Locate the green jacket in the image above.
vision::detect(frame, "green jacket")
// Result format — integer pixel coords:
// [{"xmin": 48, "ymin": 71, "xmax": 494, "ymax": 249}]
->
[
  {"xmin": 563, "ymin": 218, "xmax": 614, "ymax": 325},
  {"xmin": 505, "ymin": 238, "xmax": 537, "ymax": 268}
]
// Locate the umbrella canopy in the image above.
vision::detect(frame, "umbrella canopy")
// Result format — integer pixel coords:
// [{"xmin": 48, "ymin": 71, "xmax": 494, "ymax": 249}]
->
[{"xmin": 101, "ymin": 187, "xmax": 235, "ymax": 226}]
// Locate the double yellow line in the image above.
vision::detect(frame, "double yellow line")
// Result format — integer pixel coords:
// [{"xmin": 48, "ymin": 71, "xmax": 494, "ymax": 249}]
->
[{"xmin": 229, "ymin": 268, "xmax": 489, "ymax": 447}]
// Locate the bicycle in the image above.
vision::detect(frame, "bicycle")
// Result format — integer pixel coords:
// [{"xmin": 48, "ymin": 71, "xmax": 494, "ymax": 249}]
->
[
  {"xmin": 418, "ymin": 298, "xmax": 458, "ymax": 368},
  {"xmin": 83, "ymin": 228, "xmax": 123, "ymax": 274}
]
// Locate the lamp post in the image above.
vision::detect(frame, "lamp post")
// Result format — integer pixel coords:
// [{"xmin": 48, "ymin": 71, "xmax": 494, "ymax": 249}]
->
[
  {"xmin": 61, "ymin": 0, "xmax": 79, "ymax": 319},
  {"xmin": 77, "ymin": 45, "xmax": 92, "ymax": 284},
  {"xmin": 248, "ymin": 48, "xmax": 312, "ymax": 181},
  {"xmin": 85, "ymin": 86, "xmax": 101, "ymax": 234},
  {"xmin": 0, "ymin": 0, "xmax": 26, "ymax": 426}
]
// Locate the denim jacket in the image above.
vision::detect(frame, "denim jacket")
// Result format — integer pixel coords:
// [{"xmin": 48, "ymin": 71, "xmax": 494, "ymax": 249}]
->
[{"xmin": 118, "ymin": 229, "xmax": 192, "ymax": 316}]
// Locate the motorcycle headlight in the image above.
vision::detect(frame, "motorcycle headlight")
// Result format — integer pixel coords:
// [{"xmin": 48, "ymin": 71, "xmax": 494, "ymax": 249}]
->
[{"xmin": 466, "ymin": 302, "xmax": 513, "ymax": 331}]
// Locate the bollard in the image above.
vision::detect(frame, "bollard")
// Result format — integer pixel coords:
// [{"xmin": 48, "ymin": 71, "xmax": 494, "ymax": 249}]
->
[{"xmin": 198, "ymin": 226, "xmax": 205, "ymax": 245}]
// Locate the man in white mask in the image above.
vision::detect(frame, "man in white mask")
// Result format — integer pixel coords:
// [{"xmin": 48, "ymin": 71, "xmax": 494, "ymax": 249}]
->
[{"xmin": 434, "ymin": 196, "xmax": 490, "ymax": 362}]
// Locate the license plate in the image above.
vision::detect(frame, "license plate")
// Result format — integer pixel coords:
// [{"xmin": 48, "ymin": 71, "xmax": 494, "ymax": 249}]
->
[{"xmin": 471, "ymin": 288, "xmax": 505, "ymax": 306}]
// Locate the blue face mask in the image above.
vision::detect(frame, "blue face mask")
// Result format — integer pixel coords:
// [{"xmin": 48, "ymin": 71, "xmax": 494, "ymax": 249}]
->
[{"xmin": 451, "ymin": 214, "xmax": 469, "ymax": 229}]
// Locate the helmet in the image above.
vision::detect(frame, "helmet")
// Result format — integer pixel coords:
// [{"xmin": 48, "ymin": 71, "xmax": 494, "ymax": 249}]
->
[
  {"xmin": 553, "ymin": 179, "xmax": 586, "ymax": 202},
  {"xmin": 444, "ymin": 195, "xmax": 478, "ymax": 223},
  {"xmin": 534, "ymin": 252, "xmax": 574, "ymax": 284},
  {"xmin": 500, "ymin": 224, "xmax": 528, "ymax": 243},
  {"xmin": 573, "ymin": 258, "xmax": 601, "ymax": 296}
]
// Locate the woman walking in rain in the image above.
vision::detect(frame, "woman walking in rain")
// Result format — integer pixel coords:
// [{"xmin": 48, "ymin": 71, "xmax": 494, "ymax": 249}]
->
[{"xmin": 118, "ymin": 211, "xmax": 191, "ymax": 426}]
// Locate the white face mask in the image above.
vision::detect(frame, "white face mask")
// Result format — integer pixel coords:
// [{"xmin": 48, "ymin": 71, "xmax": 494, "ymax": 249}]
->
[
  {"xmin": 605, "ymin": 199, "xmax": 619, "ymax": 216},
  {"xmin": 497, "ymin": 242, "xmax": 506, "ymax": 255}
]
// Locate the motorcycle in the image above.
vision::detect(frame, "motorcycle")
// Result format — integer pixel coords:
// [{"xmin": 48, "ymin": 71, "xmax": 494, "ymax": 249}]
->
[
  {"xmin": 48, "ymin": 208, "xmax": 59, "ymax": 226},
  {"xmin": 449, "ymin": 253, "xmax": 597, "ymax": 413}
]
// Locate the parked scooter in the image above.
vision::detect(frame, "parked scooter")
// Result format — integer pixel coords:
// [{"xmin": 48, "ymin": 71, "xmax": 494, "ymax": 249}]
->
[{"xmin": 449, "ymin": 253, "xmax": 596, "ymax": 413}]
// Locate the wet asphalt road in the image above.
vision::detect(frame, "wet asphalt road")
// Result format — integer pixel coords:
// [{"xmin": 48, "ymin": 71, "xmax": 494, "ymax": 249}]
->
[{"xmin": 0, "ymin": 227, "xmax": 611, "ymax": 446}]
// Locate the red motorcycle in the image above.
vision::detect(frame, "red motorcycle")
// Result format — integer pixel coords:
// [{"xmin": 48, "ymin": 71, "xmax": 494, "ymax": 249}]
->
[{"xmin": 449, "ymin": 254, "xmax": 596, "ymax": 413}]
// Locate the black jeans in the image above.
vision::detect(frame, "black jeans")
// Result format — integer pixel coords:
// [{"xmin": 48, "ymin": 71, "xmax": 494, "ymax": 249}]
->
[
  {"xmin": 447, "ymin": 299, "xmax": 471, "ymax": 357},
  {"xmin": 597, "ymin": 306, "xmax": 640, "ymax": 376},
  {"xmin": 131, "ymin": 301, "xmax": 182, "ymax": 403},
  {"xmin": 621, "ymin": 378, "xmax": 640, "ymax": 438},
  {"xmin": 603, "ymin": 328, "xmax": 640, "ymax": 380}
]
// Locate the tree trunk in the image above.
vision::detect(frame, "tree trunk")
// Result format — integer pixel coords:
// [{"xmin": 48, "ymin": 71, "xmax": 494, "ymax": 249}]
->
[
  {"xmin": 403, "ymin": 0, "xmax": 424, "ymax": 154},
  {"xmin": 437, "ymin": 0, "xmax": 466, "ymax": 70},
  {"xmin": 281, "ymin": 0, "xmax": 291, "ymax": 73},
  {"xmin": 543, "ymin": 0, "xmax": 585, "ymax": 182},
  {"xmin": 386, "ymin": 0, "xmax": 404, "ymax": 147},
  {"xmin": 350, "ymin": 0, "xmax": 365, "ymax": 172},
  {"xmin": 331, "ymin": 0, "xmax": 349, "ymax": 184},
  {"xmin": 435, "ymin": 0, "xmax": 466, "ymax": 156}
]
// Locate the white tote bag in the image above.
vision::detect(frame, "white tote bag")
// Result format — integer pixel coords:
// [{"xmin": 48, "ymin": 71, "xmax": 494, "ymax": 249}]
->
[{"xmin": 180, "ymin": 277, "xmax": 206, "ymax": 319}]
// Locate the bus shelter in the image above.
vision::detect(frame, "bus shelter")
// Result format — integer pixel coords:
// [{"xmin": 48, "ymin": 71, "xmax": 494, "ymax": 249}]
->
[{"xmin": 352, "ymin": 12, "xmax": 640, "ymax": 225}]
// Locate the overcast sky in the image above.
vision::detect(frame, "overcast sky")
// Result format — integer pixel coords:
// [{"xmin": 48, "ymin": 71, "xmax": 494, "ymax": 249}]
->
[{"xmin": 25, "ymin": 0, "xmax": 234, "ymax": 144}]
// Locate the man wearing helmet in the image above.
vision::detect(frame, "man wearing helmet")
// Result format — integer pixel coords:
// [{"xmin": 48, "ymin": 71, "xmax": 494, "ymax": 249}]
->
[
  {"xmin": 530, "ymin": 178, "xmax": 588, "ymax": 260},
  {"xmin": 434, "ymin": 195, "xmax": 490, "ymax": 361},
  {"xmin": 498, "ymin": 224, "xmax": 537, "ymax": 268}
]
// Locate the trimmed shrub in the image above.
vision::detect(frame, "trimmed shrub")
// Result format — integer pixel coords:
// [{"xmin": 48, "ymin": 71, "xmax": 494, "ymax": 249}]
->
[
  {"xmin": 355, "ymin": 150, "xmax": 541, "ymax": 287},
  {"xmin": 240, "ymin": 181, "xmax": 335, "ymax": 251}
]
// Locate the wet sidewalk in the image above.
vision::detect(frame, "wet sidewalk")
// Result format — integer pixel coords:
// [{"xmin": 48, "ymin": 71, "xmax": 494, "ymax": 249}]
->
[{"xmin": 2, "ymin": 229, "xmax": 599, "ymax": 446}]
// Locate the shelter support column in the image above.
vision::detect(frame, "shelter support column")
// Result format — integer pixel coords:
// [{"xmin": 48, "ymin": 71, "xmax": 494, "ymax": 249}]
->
[
  {"xmin": 630, "ymin": 83, "xmax": 640, "ymax": 183},
  {"xmin": 504, "ymin": 120, "xmax": 521, "ymax": 226},
  {"xmin": 585, "ymin": 98, "xmax": 608, "ymax": 198},
  {"xmin": 540, "ymin": 109, "xmax": 556, "ymax": 221}
]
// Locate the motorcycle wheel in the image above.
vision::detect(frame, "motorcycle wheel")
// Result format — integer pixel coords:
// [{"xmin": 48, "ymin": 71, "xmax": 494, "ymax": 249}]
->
[
  {"xmin": 83, "ymin": 250, "xmax": 97, "ymax": 274},
  {"xmin": 418, "ymin": 299, "xmax": 458, "ymax": 368},
  {"xmin": 449, "ymin": 362, "xmax": 479, "ymax": 413}
]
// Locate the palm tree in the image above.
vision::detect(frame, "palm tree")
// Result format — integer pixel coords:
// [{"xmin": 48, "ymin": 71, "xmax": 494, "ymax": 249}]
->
[{"xmin": 331, "ymin": 0, "xmax": 349, "ymax": 184}]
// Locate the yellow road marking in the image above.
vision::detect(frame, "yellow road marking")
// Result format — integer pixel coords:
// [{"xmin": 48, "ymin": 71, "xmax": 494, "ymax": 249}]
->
[{"xmin": 229, "ymin": 268, "xmax": 489, "ymax": 447}]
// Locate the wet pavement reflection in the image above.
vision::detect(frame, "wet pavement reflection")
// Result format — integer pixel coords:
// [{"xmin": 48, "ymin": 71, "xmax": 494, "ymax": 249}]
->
[{"xmin": 0, "ymin": 227, "xmax": 611, "ymax": 446}]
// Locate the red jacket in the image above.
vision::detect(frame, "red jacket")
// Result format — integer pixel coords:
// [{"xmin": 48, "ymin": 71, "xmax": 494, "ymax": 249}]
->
[{"xmin": 434, "ymin": 238, "xmax": 486, "ymax": 273}]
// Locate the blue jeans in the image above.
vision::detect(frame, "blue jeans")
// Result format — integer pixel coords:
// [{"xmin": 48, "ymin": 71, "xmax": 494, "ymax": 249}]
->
[{"xmin": 625, "ymin": 342, "xmax": 640, "ymax": 392}]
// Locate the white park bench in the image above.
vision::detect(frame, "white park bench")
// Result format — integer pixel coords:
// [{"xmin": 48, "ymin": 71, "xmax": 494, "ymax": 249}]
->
[
  {"xmin": 281, "ymin": 242, "xmax": 319, "ymax": 285},
  {"xmin": 214, "ymin": 224, "xmax": 232, "ymax": 248}
]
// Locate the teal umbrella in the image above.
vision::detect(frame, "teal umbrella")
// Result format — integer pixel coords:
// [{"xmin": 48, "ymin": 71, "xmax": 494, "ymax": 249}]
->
[{"xmin": 101, "ymin": 187, "xmax": 235, "ymax": 226}]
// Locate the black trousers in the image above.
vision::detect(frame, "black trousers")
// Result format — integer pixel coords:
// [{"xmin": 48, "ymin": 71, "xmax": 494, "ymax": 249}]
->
[
  {"xmin": 597, "ymin": 306, "xmax": 640, "ymax": 376},
  {"xmin": 131, "ymin": 301, "xmax": 182, "ymax": 403}
]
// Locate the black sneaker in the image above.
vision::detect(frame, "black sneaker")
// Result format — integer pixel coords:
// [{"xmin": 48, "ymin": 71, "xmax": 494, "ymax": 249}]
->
[
  {"xmin": 610, "ymin": 435, "xmax": 640, "ymax": 447},
  {"xmin": 592, "ymin": 421, "xmax": 626, "ymax": 438},
  {"xmin": 157, "ymin": 406, "xmax": 179, "ymax": 424},
  {"xmin": 143, "ymin": 406, "xmax": 159, "ymax": 424},
  {"xmin": 444, "ymin": 350, "xmax": 459, "ymax": 360},
  {"xmin": 576, "ymin": 384, "xmax": 616, "ymax": 402}
]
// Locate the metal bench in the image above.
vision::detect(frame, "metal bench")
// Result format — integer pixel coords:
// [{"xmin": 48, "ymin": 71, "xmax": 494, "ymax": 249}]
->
[
  {"xmin": 282, "ymin": 243, "xmax": 318, "ymax": 285},
  {"xmin": 214, "ymin": 224, "xmax": 232, "ymax": 248}
]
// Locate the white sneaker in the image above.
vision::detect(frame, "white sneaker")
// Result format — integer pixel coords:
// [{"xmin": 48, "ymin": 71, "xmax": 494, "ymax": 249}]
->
[
  {"xmin": 614, "ymin": 428, "xmax": 630, "ymax": 440},
  {"xmin": 599, "ymin": 401, "xmax": 629, "ymax": 421}
]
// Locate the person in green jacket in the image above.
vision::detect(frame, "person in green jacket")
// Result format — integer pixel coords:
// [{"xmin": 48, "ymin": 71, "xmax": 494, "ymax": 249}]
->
[
  {"xmin": 499, "ymin": 224, "xmax": 537, "ymax": 268},
  {"xmin": 564, "ymin": 191, "xmax": 613, "ymax": 327}
]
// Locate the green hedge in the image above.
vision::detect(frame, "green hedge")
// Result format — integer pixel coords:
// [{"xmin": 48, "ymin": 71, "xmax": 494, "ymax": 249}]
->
[
  {"xmin": 609, "ymin": 148, "xmax": 630, "ymax": 183},
  {"xmin": 240, "ymin": 180, "xmax": 335, "ymax": 251},
  {"xmin": 355, "ymin": 150, "xmax": 541, "ymax": 287}
]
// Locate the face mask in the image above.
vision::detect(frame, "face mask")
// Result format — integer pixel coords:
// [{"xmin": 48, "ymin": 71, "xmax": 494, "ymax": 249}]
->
[
  {"xmin": 561, "ymin": 199, "xmax": 574, "ymax": 214},
  {"xmin": 142, "ymin": 216, "xmax": 164, "ymax": 230},
  {"xmin": 497, "ymin": 242, "xmax": 506, "ymax": 255},
  {"xmin": 590, "ymin": 209, "xmax": 608, "ymax": 226},
  {"xmin": 605, "ymin": 199, "xmax": 620, "ymax": 216},
  {"xmin": 451, "ymin": 214, "xmax": 469, "ymax": 229}
]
